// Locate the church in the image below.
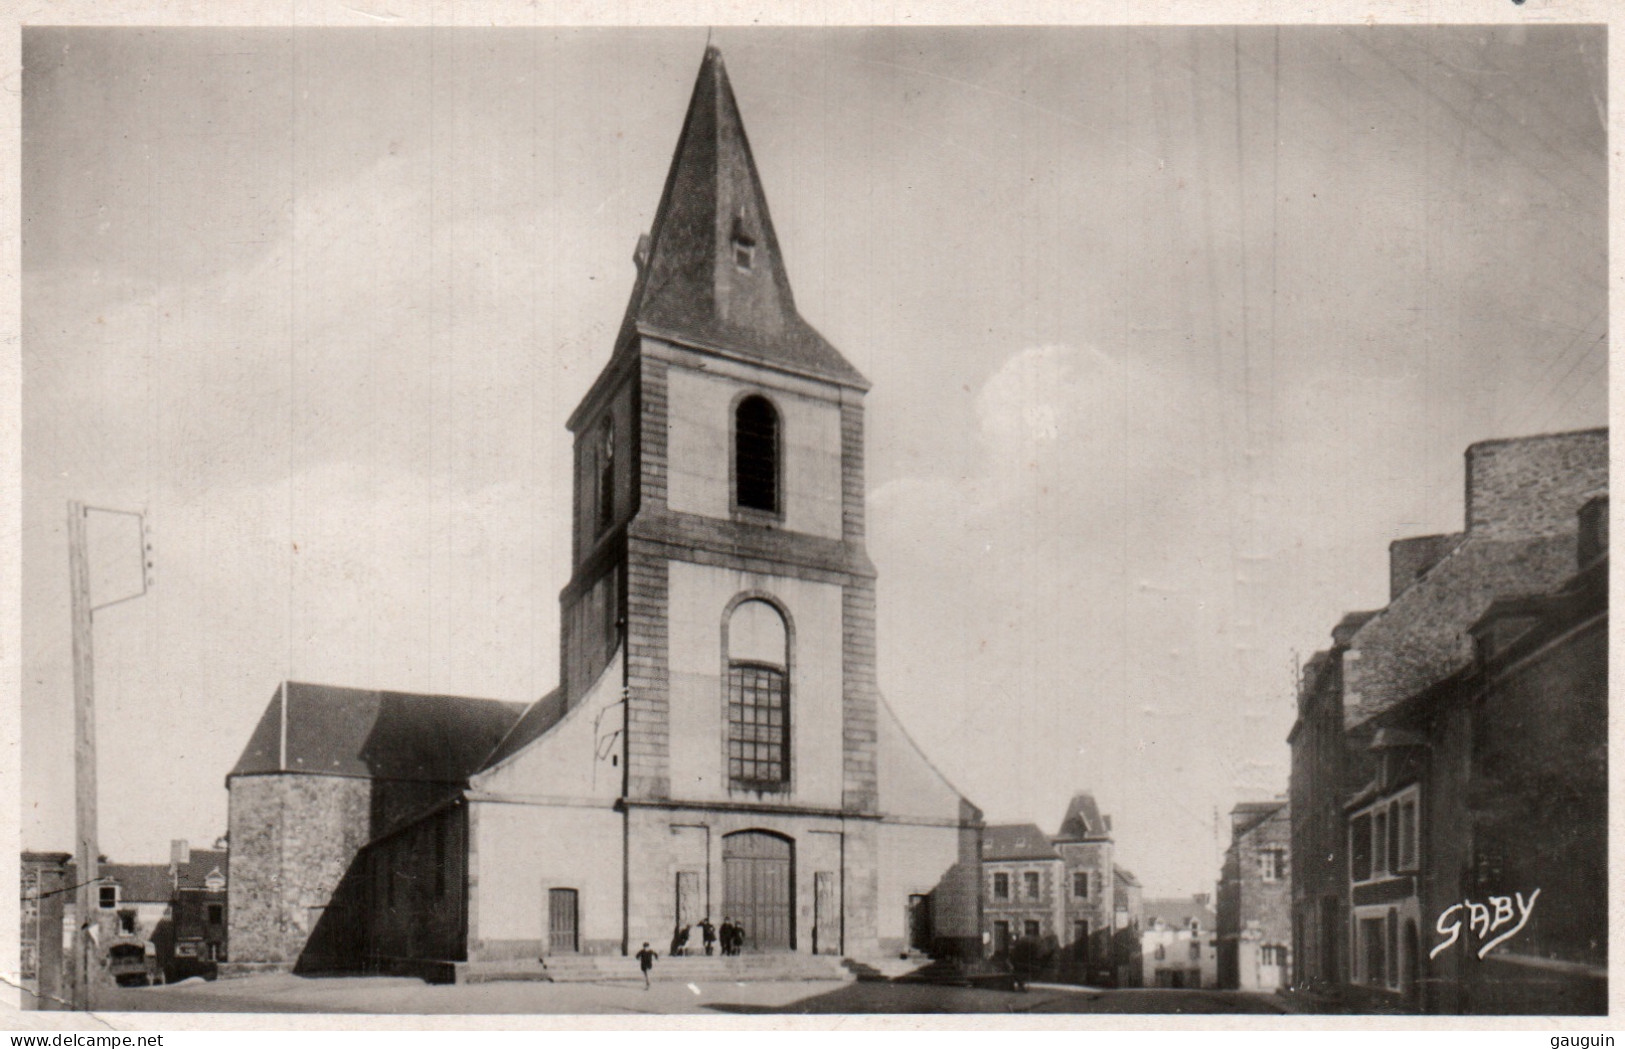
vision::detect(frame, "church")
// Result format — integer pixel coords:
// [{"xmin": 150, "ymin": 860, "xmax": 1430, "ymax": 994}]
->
[{"xmin": 225, "ymin": 46, "xmax": 983, "ymax": 976}]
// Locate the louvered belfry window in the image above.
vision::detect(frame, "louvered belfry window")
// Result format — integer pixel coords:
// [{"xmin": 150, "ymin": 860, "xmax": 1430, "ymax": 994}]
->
[{"xmin": 735, "ymin": 395, "xmax": 779, "ymax": 513}]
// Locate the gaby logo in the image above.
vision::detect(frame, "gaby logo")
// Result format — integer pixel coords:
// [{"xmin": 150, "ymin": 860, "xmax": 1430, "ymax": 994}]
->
[{"xmin": 1430, "ymin": 889, "xmax": 1540, "ymax": 960}]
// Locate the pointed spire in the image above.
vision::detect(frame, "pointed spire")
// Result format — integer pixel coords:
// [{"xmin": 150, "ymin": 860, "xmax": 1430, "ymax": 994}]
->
[{"xmin": 618, "ymin": 46, "xmax": 867, "ymax": 390}]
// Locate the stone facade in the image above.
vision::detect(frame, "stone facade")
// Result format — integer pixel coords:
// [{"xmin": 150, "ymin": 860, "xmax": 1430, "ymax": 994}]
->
[
  {"xmin": 20, "ymin": 852, "xmax": 73, "ymax": 1010},
  {"xmin": 980, "ymin": 795, "xmax": 1140, "ymax": 985},
  {"xmin": 226, "ymin": 773, "xmax": 370, "ymax": 970},
  {"xmin": 1287, "ymin": 429, "xmax": 1607, "ymax": 1014},
  {"xmin": 1217, "ymin": 801, "xmax": 1292, "ymax": 992},
  {"xmin": 225, "ymin": 45, "xmax": 980, "ymax": 974},
  {"xmin": 1141, "ymin": 896, "xmax": 1217, "ymax": 989}
]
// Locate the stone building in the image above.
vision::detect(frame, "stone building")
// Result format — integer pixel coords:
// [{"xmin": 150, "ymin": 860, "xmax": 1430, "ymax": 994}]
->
[
  {"xmin": 981, "ymin": 823, "xmax": 1063, "ymax": 955},
  {"xmin": 980, "ymin": 793, "xmax": 1140, "ymax": 985},
  {"xmin": 1141, "ymin": 894, "xmax": 1217, "ymax": 989},
  {"xmin": 225, "ymin": 46, "xmax": 981, "ymax": 976},
  {"xmin": 20, "ymin": 852, "xmax": 73, "ymax": 1010},
  {"xmin": 1216, "ymin": 800, "xmax": 1291, "ymax": 992},
  {"xmin": 1287, "ymin": 428, "xmax": 1607, "ymax": 1013}
]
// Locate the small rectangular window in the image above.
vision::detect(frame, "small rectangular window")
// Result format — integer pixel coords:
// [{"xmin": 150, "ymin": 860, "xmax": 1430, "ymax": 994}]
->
[
  {"xmin": 207, "ymin": 903, "xmax": 224, "ymax": 925},
  {"xmin": 1350, "ymin": 814, "xmax": 1373, "ymax": 882},
  {"xmin": 1023, "ymin": 871, "xmax": 1041, "ymax": 901},
  {"xmin": 1023, "ymin": 920, "xmax": 1041, "ymax": 939},
  {"xmin": 1190, "ymin": 941, "xmax": 1202, "ymax": 962},
  {"xmin": 1373, "ymin": 808, "xmax": 1389, "ymax": 876},
  {"xmin": 1073, "ymin": 871, "xmax": 1089, "ymax": 898},
  {"xmin": 1398, "ymin": 798, "xmax": 1418, "ymax": 871},
  {"xmin": 992, "ymin": 872, "xmax": 1009, "ymax": 900},
  {"xmin": 98, "ymin": 886, "xmax": 117, "ymax": 909}
]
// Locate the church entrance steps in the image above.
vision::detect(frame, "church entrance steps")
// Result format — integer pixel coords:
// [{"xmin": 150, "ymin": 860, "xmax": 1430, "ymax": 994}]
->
[
  {"xmin": 841, "ymin": 955, "xmax": 933, "ymax": 981},
  {"xmin": 454, "ymin": 953, "xmax": 856, "ymax": 985}
]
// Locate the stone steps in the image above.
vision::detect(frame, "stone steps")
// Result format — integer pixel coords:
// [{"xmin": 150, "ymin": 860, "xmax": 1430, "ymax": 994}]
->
[{"xmin": 456, "ymin": 952, "xmax": 855, "ymax": 985}]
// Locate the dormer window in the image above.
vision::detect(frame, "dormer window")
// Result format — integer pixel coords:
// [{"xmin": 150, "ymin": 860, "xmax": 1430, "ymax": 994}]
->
[
  {"xmin": 731, "ymin": 216, "xmax": 756, "ymax": 271},
  {"xmin": 735, "ymin": 395, "xmax": 779, "ymax": 514}
]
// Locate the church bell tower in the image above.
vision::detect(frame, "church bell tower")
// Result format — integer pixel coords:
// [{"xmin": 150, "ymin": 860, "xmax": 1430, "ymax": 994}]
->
[{"xmin": 557, "ymin": 46, "xmax": 886, "ymax": 951}]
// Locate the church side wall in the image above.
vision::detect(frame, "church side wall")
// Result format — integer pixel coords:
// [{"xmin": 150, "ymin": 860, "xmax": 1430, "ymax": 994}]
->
[
  {"xmin": 359, "ymin": 803, "xmax": 468, "ymax": 967},
  {"xmin": 872, "ymin": 698, "xmax": 982, "ymax": 958},
  {"xmin": 468, "ymin": 800, "xmax": 624, "ymax": 959},
  {"xmin": 468, "ymin": 648, "xmax": 628, "ymax": 959},
  {"xmin": 875, "ymin": 820, "xmax": 980, "ymax": 957}
]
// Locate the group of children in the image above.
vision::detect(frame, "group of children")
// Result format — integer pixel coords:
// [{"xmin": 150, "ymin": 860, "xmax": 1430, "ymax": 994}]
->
[
  {"xmin": 635, "ymin": 916, "xmax": 749, "ymax": 988},
  {"xmin": 669, "ymin": 915, "xmax": 748, "ymax": 957}
]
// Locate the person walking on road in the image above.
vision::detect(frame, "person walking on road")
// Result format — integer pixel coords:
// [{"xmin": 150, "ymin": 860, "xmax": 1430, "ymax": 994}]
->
[{"xmin": 636, "ymin": 942, "xmax": 659, "ymax": 989}]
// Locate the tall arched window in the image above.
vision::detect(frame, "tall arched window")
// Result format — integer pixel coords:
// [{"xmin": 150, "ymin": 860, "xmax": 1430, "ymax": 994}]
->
[
  {"xmin": 735, "ymin": 395, "xmax": 779, "ymax": 514},
  {"xmin": 726, "ymin": 598, "xmax": 789, "ymax": 787}
]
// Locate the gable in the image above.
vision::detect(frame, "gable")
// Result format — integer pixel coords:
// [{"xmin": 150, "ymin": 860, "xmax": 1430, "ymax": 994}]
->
[
  {"xmin": 472, "ymin": 646, "xmax": 623, "ymax": 800},
  {"xmin": 876, "ymin": 693, "xmax": 979, "ymax": 824}
]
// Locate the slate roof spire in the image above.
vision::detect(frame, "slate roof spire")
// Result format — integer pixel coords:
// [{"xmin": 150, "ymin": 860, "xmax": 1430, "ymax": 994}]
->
[{"xmin": 619, "ymin": 46, "xmax": 867, "ymax": 390}]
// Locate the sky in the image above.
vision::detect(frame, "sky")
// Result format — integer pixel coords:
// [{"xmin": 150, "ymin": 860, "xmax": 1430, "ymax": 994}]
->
[{"xmin": 20, "ymin": 25, "xmax": 1607, "ymax": 897}]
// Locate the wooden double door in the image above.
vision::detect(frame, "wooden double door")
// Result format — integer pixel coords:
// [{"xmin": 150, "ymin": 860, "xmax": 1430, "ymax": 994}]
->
[{"xmin": 722, "ymin": 831, "xmax": 793, "ymax": 952}]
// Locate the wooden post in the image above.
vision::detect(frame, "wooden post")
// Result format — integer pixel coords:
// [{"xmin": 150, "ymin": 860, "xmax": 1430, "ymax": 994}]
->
[{"xmin": 67, "ymin": 501, "xmax": 97, "ymax": 1011}]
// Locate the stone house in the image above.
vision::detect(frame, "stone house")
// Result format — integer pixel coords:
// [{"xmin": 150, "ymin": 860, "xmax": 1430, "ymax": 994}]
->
[
  {"xmin": 981, "ymin": 793, "xmax": 1141, "ymax": 985},
  {"xmin": 1355, "ymin": 493, "xmax": 1607, "ymax": 1014},
  {"xmin": 1141, "ymin": 894, "xmax": 1217, "ymax": 989},
  {"xmin": 1287, "ymin": 428, "xmax": 1607, "ymax": 1014},
  {"xmin": 981, "ymin": 823, "xmax": 1063, "ymax": 955},
  {"xmin": 1216, "ymin": 800, "xmax": 1292, "ymax": 992},
  {"xmin": 224, "ymin": 46, "xmax": 981, "ymax": 976},
  {"xmin": 167, "ymin": 844, "xmax": 230, "ymax": 973}
]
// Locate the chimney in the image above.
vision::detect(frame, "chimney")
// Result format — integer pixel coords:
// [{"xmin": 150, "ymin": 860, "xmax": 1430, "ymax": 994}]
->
[
  {"xmin": 1388, "ymin": 534, "xmax": 1460, "ymax": 600},
  {"xmin": 1192, "ymin": 892, "xmax": 1210, "ymax": 907},
  {"xmin": 1464, "ymin": 430, "xmax": 1608, "ymax": 540},
  {"xmin": 170, "ymin": 839, "xmax": 190, "ymax": 867},
  {"xmin": 633, "ymin": 232, "xmax": 651, "ymax": 275}
]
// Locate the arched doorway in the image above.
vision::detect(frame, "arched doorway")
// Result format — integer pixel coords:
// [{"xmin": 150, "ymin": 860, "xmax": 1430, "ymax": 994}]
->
[{"xmin": 723, "ymin": 831, "xmax": 794, "ymax": 951}]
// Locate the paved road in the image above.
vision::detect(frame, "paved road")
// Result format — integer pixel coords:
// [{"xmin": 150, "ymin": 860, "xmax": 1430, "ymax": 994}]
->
[{"xmin": 90, "ymin": 974, "xmax": 1290, "ymax": 1016}]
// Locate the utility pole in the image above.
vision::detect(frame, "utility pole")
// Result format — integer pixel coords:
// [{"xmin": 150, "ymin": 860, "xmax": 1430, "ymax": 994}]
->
[
  {"xmin": 67, "ymin": 500, "xmax": 96, "ymax": 1013},
  {"xmin": 67, "ymin": 501, "xmax": 151, "ymax": 1011}
]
